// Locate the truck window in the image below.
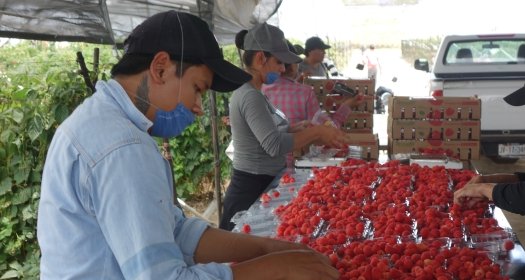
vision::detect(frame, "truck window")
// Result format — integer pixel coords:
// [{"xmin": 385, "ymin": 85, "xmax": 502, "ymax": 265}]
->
[{"xmin": 444, "ymin": 39, "xmax": 525, "ymax": 65}]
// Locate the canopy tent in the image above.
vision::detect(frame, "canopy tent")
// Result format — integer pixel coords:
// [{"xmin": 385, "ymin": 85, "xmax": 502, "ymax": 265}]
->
[
  {"xmin": 0, "ymin": 0, "xmax": 282, "ymax": 45},
  {"xmin": 0, "ymin": 0, "xmax": 283, "ymax": 224}
]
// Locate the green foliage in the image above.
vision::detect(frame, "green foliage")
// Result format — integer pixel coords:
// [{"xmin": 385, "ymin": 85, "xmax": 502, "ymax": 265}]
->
[
  {"xmin": 0, "ymin": 40, "xmax": 112, "ymax": 279},
  {"xmin": 168, "ymin": 93, "xmax": 232, "ymax": 198},
  {"xmin": 0, "ymin": 40, "xmax": 235, "ymax": 277},
  {"xmin": 168, "ymin": 44, "xmax": 237, "ymax": 198}
]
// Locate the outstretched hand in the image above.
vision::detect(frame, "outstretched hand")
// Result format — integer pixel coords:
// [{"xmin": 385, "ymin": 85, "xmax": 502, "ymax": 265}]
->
[
  {"xmin": 232, "ymin": 249, "xmax": 340, "ymax": 280},
  {"xmin": 342, "ymin": 93, "xmax": 367, "ymax": 109},
  {"xmin": 453, "ymin": 181, "xmax": 494, "ymax": 208},
  {"xmin": 317, "ymin": 125, "xmax": 348, "ymax": 148}
]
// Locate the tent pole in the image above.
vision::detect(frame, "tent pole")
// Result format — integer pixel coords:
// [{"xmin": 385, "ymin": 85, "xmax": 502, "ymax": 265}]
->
[
  {"xmin": 208, "ymin": 90, "xmax": 223, "ymax": 224},
  {"xmin": 162, "ymin": 138, "xmax": 184, "ymax": 211},
  {"xmin": 197, "ymin": 0, "xmax": 222, "ymax": 225}
]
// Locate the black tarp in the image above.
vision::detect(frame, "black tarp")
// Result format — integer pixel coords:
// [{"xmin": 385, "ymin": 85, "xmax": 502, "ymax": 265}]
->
[{"xmin": 0, "ymin": 0, "xmax": 282, "ymax": 45}]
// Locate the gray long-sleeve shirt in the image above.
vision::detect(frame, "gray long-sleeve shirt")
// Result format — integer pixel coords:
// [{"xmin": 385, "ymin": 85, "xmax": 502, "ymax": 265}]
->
[{"xmin": 229, "ymin": 83, "xmax": 293, "ymax": 176}]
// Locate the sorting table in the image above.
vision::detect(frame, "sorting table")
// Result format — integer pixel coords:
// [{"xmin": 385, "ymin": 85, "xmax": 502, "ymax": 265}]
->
[{"xmin": 233, "ymin": 159, "xmax": 525, "ymax": 279}]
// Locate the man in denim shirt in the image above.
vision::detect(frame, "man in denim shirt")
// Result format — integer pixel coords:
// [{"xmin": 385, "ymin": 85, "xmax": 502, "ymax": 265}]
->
[{"xmin": 37, "ymin": 11, "xmax": 339, "ymax": 280}]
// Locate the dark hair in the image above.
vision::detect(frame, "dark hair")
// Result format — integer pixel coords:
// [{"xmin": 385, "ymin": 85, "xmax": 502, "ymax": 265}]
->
[
  {"xmin": 284, "ymin": 40, "xmax": 301, "ymax": 71},
  {"xmin": 111, "ymin": 53, "xmax": 195, "ymax": 78},
  {"xmin": 235, "ymin": 29, "xmax": 271, "ymax": 67}
]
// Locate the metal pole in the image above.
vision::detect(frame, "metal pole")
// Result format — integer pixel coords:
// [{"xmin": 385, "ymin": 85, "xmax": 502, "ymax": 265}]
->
[
  {"xmin": 162, "ymin": 138, "xmax": 183, "ymax": 211},
  {"xmin": 209, "ymin": 90, "xmax": 222, "ymax": 223},
  {"xmin": 93, "ymin": 48, "xmax": 100, "ymax": 84}
]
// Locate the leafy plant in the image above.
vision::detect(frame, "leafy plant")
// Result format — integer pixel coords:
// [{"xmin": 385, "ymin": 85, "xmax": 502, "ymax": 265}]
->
[
  {"xmin": 0, "ymin": 41, "xmax": 106, "ymax": 279},
  {"xmin": 0, "ymin": 40, "xmax": 236, "ymax": 278}
]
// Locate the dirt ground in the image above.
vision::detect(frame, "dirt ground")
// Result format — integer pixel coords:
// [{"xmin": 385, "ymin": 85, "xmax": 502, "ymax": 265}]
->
[{"xmin": 180, "ymin": 180, "xmax": 227, "ymax": 227}]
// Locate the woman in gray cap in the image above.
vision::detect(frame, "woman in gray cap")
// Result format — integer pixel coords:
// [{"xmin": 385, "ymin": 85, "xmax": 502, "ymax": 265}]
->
[{"xmin": 220, "ymin": 23, "xmax": 348, "ymax": 231}]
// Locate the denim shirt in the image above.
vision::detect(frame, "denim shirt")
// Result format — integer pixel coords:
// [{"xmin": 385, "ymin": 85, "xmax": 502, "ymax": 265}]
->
[{"xmin": 37, "ymin": 80, "xmax": 232, "ymax": 280}]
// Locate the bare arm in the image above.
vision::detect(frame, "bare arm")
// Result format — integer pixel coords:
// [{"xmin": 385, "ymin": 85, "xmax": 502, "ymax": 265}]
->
[
  {"xmin": 194, "ymin": 228, "xmax": 339, "ymax": 280},
  {"xmin": 231, "ymin": 250, "xmax": 339, "ymax": 280},
  {"xmin": 474, "ymin": 173, "xmax": 519, "ymax": 184},
  {"xmin": 195, "ymin": 227, "xmax": 307, "ymax": 263},
  {"xmin": 453, "ymin": 182, "xmax": 496, "ymax": 207},
  {"xmin": 292, "ymin": 125, "xmax": 347, "ymax": 151}
]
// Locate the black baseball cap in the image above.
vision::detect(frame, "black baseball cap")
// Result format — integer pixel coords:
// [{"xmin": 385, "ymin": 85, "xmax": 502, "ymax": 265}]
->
[
  {"xmin": 504, "ymin": 85, "xmax": 525, "ymax": 106},
  {"xmin": 305, "ymin": 36, "xmax": 331, "ymax": 54},
  {"xmin": 123, "ymin": 11, "xmax": 251, "ymax": 92}
]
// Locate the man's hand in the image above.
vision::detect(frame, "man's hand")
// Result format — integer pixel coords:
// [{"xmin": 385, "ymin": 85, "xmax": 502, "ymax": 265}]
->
[
  {"xmin": 232, "ymin": 249, "xmax": 340, "ymax": 280},
  {"xmin": 453, "ymin": 182, "xmax": 495, "ymax": 208},
  {"xmin": 342, "ymin": 94, "xmax": 366, "ymax": 109}
]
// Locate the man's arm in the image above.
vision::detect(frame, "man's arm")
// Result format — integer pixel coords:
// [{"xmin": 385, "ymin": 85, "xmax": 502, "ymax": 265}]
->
[
  {"xmin": 194, "ymin": 227, "xmax": 307, "ymax": 263},
  {"xmin": 492, "ymin": 181, "xmax": 525, "ymax": 215},
  {"xmin": 475, "ymin": 173, "xmax": 520, "ymax": 184},
  {"xmin": 194, "ymin": 227, "xmax": 340, "ymax": 280}
]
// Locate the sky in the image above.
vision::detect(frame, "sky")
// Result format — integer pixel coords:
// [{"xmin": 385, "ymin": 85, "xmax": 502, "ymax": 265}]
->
[{"xmin": 275, "ymin": 0, "xmax": 525, "ymax": 45}]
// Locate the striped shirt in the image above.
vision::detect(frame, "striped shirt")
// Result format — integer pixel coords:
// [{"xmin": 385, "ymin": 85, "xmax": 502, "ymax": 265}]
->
[{"xmin": 262, "ymin": 77, "xmax": 352, "ymax": 127}]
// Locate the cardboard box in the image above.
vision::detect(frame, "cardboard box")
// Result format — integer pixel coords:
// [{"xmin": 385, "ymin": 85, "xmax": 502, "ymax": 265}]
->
[
  {"xmin": 388, "ymin": 119, "xmax": 481, "ymax": 140},
  {"xmin": 345, "ymin": 132, "xmax": 379, "ymax": 160},
  {"xmin": 342, "ymin": 127, "xmax": 373, "ymax": 133},
  {"xmin": 304, "ymin": 77, "xmax": 375, "ymax": 96},
  {"xmin": 343, "ymin": 112, "xmax": 374, "ymax": 130},
  {"xmin": 388, "ymin": 96, "xmax": 481, "ymax": 120},
  {"xmin": 320, "ymin": 95, "xmax": 374, "ymax": 113},
  {"xmin": 389, "ymin": 139, "xmax": 480, "ymax": 160}
]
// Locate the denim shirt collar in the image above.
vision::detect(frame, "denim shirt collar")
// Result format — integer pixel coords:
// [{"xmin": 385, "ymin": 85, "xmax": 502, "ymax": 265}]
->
[{"xmin": 96, "ymin": 79, "xmax": 153, "ymax": 133}]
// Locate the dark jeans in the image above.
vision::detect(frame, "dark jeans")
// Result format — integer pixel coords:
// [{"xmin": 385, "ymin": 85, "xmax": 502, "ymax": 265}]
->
[{"xmin": 219, "ymin": 169, "xmax": 275, "ymax": 231}]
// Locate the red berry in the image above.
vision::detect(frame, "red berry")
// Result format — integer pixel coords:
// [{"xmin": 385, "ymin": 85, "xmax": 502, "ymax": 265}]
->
[
  {"xmin": 504, "ymin": 240, "xmax": 515, "ymax": 251},
  {"xmin": 242, "ymin": 224, "xmax": 251, "ymax": 234},
  {"xmin": 261, "ymin": 193, "xmax": 271, "ymax": 203}
]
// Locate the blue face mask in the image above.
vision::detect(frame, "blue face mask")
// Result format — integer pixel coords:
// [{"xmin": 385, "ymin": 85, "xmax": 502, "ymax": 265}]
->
[
  {"xmin": 264, "ymin": 72, "xmax": 280, "ymax": 85},
  {"xmin": 150, "ymin": 103, "xmax": 195, "ymax": 138}
]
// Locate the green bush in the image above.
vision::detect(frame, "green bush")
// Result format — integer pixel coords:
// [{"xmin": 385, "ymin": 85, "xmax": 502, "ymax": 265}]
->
[
  {"xmin": 0, "ymin": 41, "xmax": 98, "ymax": 279},
  {"xmin": 0, "ymin": 41, "xmax": 234, "ymax": 278}
]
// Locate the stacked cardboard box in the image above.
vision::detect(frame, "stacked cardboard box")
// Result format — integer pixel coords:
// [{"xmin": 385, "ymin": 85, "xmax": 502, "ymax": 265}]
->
[
  {"xmin": 304, "ymin": 77, "xmax": 375, "ymax": 132},
  {"xmin": 388, "ymin": 96, "xmax": 481, "ymax": 160},
  {"xmin": 345, "ymin": 132, "xmax": 380, "ymax": 160},
  {"xmin": 303, "ymin": 77, "xmax": 379, "ymax": 160}
]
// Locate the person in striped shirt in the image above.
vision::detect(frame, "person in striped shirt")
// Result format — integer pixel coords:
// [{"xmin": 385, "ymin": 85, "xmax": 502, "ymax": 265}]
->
[
  {"xmin": 263, "ymin": 41, "xmax": 363, "ymax": 128},
  {"xmin": 262, "ymin": 41, "xmax": 363, "ymax": 167}
]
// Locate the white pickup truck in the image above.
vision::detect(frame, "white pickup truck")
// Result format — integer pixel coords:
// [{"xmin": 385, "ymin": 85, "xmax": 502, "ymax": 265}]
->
[{"xmin": 414, "ymin": 34, "xmax": 525, "ymax": 159}]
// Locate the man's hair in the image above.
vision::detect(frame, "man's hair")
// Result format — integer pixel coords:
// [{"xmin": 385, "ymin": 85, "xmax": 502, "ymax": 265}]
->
[{"xmin": 111, "ymin": 54, "xmax": 195, "ymax": 77}]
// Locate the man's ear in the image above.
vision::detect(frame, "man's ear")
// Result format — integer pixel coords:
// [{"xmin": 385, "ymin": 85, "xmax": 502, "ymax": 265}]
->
[{"xmin": 150, "ymin": 52, "xmax": 171, "ymax": 85}]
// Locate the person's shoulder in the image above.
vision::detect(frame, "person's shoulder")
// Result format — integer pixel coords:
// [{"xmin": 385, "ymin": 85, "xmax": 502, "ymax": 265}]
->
[
  {"xmin": 293, "ymin": 81, "xmax": 314, "ymax": 92},
  {"xmin": 297, "ymin": 61, "xmax": 308, "ymax": 71},
  {"xmin": 62, "ymin": 96, "xmax": 152, "ymax": 164},
  {"xmin": 232, "ymin": 84, "xmax": 264, "ymax": 104}
]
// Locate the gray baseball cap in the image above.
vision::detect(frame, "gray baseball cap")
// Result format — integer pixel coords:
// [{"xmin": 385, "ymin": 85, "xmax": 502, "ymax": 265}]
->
[{"xmin": 244, "ymin": 23, "xmax": 302, "ymax": 64}]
